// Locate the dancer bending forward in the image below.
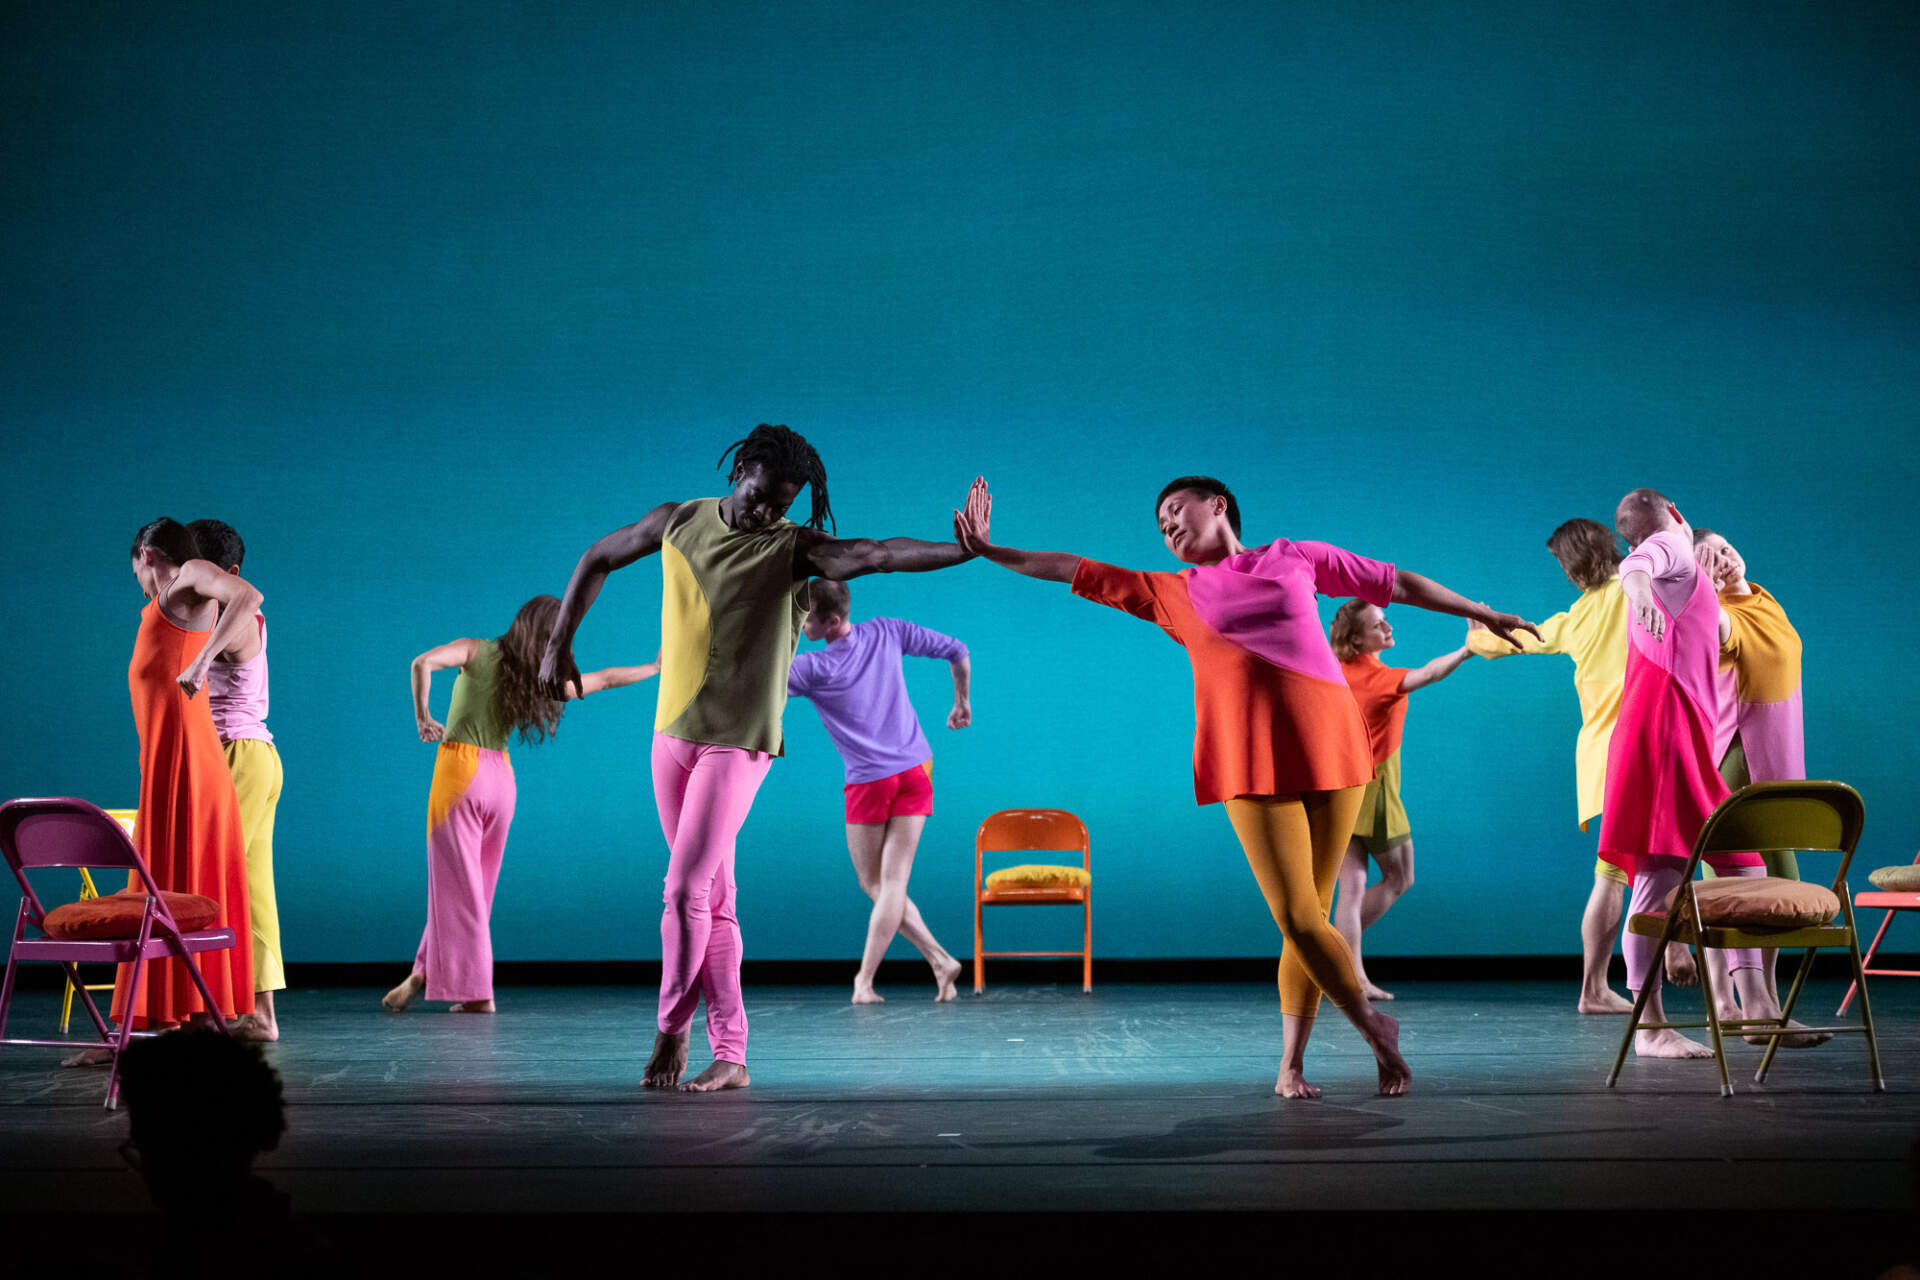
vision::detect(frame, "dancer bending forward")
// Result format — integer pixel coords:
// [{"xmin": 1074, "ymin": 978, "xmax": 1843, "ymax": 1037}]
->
[
  {"xmin": 538, "ymin": 424, "xmax": 974, "ymax": 1092},
  {"xmin": 1328, "ymin": 601, "xmax": 1474, "ymax": 1001},
  {"xmin": 953, "ymin": 475, "xmax": 1539, "ymax": 1098},
  {"xmin": 788, "ymin": 579, "xmax": 969, "ymax": 1004},
  {"xmin": 1598, "ymin": 490, "xmax": 1783, "ymax": 1060},
  {"xmin": 384, "ymin": 596, "xmax": 655, "ymax": 1015}
]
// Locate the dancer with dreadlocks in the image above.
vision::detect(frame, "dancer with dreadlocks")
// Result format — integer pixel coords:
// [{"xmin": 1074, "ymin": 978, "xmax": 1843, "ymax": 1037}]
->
[{"xmin": 538, "ymin": 424, "xmax": 974, "ymax": 1092}]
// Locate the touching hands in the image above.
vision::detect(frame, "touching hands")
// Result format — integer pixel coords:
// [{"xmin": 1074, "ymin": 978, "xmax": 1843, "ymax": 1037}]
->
[
  {"xmin": 536, "ymin": 645, "xmax": 583, "ymax": 703},
  {"xmin": 1475, "ymin": 608, "xmax": 1542, "ymax": 651},
  {"xmin": 952, "ymin": 477, "xmax": 993, "ymax": 554},
  {"xmin": 947, "ymin": 700, "xmax": 972, "ymax": 730}
]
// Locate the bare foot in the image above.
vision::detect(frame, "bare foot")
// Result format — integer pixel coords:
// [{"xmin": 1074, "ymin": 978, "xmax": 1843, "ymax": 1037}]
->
[
  {"xmin": 683, "ymin": 1059, "xmax": 750, "ymax": 1092},
  {"xmin": 1635, "ymin": 1028, "xmax": 1714, "ymax": 1059},
  {"xmin": 1274, "ymin": 1067, "xmax": 1322, "ymax": 1099},
  {"xmin": 382, "ymin": 972, "xmax": 424, "ymax": 1013},
  {"xmin": 227, "ymin": 1013, "xmax": 279, "ymax": 1042},
  {"xmin": 1749, "ymin": 1019, "xmax": 1831, "ymax": 1049},
  {"xmin": 1362, "ymin": 982, "xmax": 1395, "ymax": 1001},
  {"xmin": 1578, "ymin": 988, "xmax": 1636, "ymax": 1015},
  {"xmin": 61, "ymin": 1046, "xmax": 112, "ymax": 1068},
  {"xmin": 850, "ymin": 984, "xmax": 884, "ymax": 1004},
  {"xmin": 932, "ymin": 955, "xmax": 961, "ymax": 1003},
  {"xmin": 643, "ymin": 1031, "xmax": 690, "ymax": 1088},
  {"xmin": 448, "ymin": 1000, "xmax": 495, "ymax": 1014},
  {"xmin": 1365, "ymin": 1011, "xmax": 1412, "ymax": 1096},
  {"xmin": 1665, "ymin": 943, "xmax": 1699, "ymax": 988}
]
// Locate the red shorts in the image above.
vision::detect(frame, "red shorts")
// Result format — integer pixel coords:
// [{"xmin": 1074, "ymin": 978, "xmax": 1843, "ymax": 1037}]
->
[{"xmin": 844, "ymin": 761, "xmax": 933, "ymax": 824}]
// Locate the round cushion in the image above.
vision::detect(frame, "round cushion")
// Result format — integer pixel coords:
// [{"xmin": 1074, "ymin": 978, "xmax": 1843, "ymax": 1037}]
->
[
  {"xmin": 1663, "ymin": 876, "xmax": 1839, "ymax": 929},
  {"xmin": 984, "ymin": 864, "xmax": 1090, "ymax": 891},
  {"xmin": 42, "ymin": 889, "xmax": 222, "ymax": 941},
  {"xmin": 1868, "ymin": 864, "xmax": 1920, "ymax": 892}
]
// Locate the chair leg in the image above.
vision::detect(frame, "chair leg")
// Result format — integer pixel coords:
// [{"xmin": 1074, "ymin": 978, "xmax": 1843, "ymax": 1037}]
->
[
  {"xmin": 1607, "ymin": 958, "xmax": 1659, "ymax": 1088},
  {"xmin": 0, "ymin": 951, "xmax": 19, "ymax": 1042},
  {"xmin": 1696, "ymin": 943, "xmax": 1733, "ymax": 1097},
  {"xmin": 59, "ymin": 974, "xmax": 75, "ymax": 1035},
  {"xmin": 1082, "ymin": 899, "xmax": 1092, "ymax": 993},
  {"xmin": 106, "ymin": 960, "xmax": 146, "ymax": 1110},
  {"xmin": 973, "ymin": 898, "xmax": 984, "ymax": 994},
  {"xmin": 1756, "ymin": 944, "xmax": 1818, "ymax": 1084},
  {"xmin": 1841, "ymin": 899, "xmax": 1886, "ymax": 1093},
  {"xmin": 1837, "ymin": 909, "xmax": 1896, "ymax": 1015}
]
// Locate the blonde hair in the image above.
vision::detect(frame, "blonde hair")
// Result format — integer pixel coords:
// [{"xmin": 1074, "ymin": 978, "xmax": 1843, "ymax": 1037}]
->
[{"xmin": 1329, "ymin": 599, "xmax": 1376, "ymax": 662}]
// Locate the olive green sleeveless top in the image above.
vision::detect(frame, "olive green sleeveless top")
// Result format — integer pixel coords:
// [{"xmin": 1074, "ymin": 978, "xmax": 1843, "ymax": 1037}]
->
[
  {"xmin": 655, "ymin": 498, "xmax": 808, "ymax": 755},
  {"xmin": 444, "ymin": 639, "xmax": 510, "ymax": 751}
]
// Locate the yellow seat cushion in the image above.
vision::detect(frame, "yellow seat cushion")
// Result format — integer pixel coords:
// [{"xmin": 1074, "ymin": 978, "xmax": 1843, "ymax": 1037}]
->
[
  {"xmin": 984, "ymin": 864, "xmax": 1090, "ymax": 891},
  {"xmin": 1663, "ymin": 876, "xmax": 1839, "ymax": 928},
  {"xmin": 1867, "ymin": 864, "xmax": 1920, "ymax": 892}
]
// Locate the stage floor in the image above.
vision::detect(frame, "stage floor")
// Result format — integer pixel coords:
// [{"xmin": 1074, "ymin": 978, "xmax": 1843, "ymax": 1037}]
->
[{"xmin": 2, "ymin": 975, "xmax": 1915, "ymax": 1222}]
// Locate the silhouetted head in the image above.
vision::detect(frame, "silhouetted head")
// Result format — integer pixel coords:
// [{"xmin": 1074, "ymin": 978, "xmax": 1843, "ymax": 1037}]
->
[
  {"xmin": 1155, "ymin": 476, "xmax": 1242, "ymax": 565},
  {"xmin": 1546, "ymin": 518, "xmax": 1623, "ymax": 590},
  {"xmin": 717, "ymin": 424, "xmax": 833, "ymax": 533},
  {"xmin": 119, "ymin": 1029, "xmax": 285, "ymax": 1206},
  {"xmin": 187, "ymin": 519, "xmax": 245, "ymax": 573}
]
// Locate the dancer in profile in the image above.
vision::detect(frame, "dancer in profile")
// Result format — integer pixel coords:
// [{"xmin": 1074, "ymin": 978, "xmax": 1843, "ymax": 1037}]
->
[
  {"xmin": 383, "ymin": 596, "xmax": 656, "ymax": 1016},
  {"xmin": 787, "ymin": 578, "xmax": 969, "ymax": 1004},
  {"xmin": 1695, "ymin": 527, "xmax": 1826, "ymax": 1046},
  {"xmin": 1326, "ymin": 601, "xmax": 1473, "ymax": 1001},
  {"xmin": 69, "ymin": 520, "xmax": 262, "ymax": 1064},
  {"xmin": 1599, "ymin": 490, "xmax": 1782, "ymax": 1059},
  {"xmin": 186, "ymin": 520, "xmax": 286, "ymax": 1043},
  {"xmin": 537, "ymin": 424, "xmax": 973, "ymax": 1092},
  {"xmin": 952, "ymin": 475, "xmax": 1540, "ymax": 1098},
  {"xmin": 1465, "ymin": 518, "xmax": 1696, "ymax": 1013}
]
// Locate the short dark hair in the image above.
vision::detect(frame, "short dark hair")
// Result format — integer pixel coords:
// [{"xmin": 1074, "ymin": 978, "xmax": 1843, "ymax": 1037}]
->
[
  {"xmin": 1545, "ymin": 519, "xmax": 1623, "ymax": 591},
  {"xmin": 1615, "ymin": 488, "xmax": 1671, "ymax": 546},
  {"xmin": 130, "ymin": 518, "xmax": 198, "ymax": 566},
  {"xmin": 1691, "ymin": 526, "xmax": 1718, "ymax": 546},
  {"xmin": 808, "ymin": 578, "xmax": 851, "ymax": 619},
  {"xmin": 188, "ymin": 519, "xmax": 245, "ymax": 570},
  {"xmin": 718, "ymin": 424, "xmax": 834, "ymax": 532},
  {"xmin": 1155, "ymin": 476, "xmax": 1241, "ymax": 537}
]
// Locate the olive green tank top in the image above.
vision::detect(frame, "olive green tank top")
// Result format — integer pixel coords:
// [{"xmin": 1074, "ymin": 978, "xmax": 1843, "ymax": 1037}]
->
[
  {"xmin": 655, "ymin": 498, "xmax": 808, "ymax": 755},
  {"xmin": 444, "ymin": 639, "xmax": 510, "ymax": 751}
]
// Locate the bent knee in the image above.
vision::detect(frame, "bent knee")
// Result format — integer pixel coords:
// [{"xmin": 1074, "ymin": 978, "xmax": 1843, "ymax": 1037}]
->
[{"xmin": 663, "ymin": 883, "xmax": 713, "ymax": 916}]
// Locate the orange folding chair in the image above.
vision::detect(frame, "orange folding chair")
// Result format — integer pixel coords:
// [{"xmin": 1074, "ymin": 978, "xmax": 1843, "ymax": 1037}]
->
[
  {"xmin": 973, "ymin": 808, "xmax": 1091, "ymax": 993},
  {"xmin": 1837, "ymin": 850, "xmax": 1920, "ymax": 1015}
]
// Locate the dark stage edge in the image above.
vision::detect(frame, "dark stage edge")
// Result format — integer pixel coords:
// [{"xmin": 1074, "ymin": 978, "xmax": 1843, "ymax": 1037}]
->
[{"xmin": 3, "ymin": 978, "xmax": 1917, "ymax": 1275}]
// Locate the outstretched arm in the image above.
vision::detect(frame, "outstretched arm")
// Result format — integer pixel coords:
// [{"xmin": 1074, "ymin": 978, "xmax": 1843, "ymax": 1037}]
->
[
  {"xmin": 412, "ymin": 638, "xmax": 481, "ymax": 742},
  {"xmin": 569, "ymin": 657, "xmax": 662, "ymax": 698},
  {"xmin": 1399, "ymin": 634, "xmax": 1474, "ymax": 693},
  {"xmin": 171, "ymin": 560, "xmax": 265, "ymax": 697},
  {"xmin": 1390, "ymin": 568, "xmax": 1541, "ymax": 650},
  {"xmin": 539, "ymin": 502, "xmax": 677, "ymax": 699},
  {"xmin": 796, "ymin": 529, "xmax": 974, "ymax": 581},
  {"xmin": 951, "ymin": 477, "xmax": 1082, "ymax": 582}
]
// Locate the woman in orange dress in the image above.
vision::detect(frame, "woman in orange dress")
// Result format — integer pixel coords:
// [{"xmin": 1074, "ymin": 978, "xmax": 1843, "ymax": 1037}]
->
[{"xmin": 109, "ymin": 519, "xmax": 264, "ymax": 1033}]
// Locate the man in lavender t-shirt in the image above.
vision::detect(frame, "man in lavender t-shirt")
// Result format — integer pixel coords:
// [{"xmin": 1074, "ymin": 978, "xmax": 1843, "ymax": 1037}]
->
[{"xmin": 787, "ymin": 579, "xmax": 971, "ymax": 1003}]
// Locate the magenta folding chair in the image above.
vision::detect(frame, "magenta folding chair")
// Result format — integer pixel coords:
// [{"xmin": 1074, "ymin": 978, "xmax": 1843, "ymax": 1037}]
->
[{"xmin": 0, "ymin": 797, "xmax": 238, "ymax": 1108}]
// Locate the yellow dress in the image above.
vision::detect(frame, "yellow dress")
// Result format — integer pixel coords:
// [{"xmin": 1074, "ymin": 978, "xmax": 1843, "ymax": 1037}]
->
[{"xmin": 1468, "ymin": 576, "xmax": 1627, "ymax": 839}]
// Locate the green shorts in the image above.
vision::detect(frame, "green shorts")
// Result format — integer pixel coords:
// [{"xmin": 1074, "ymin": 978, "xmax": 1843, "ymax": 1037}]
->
[{"xmin": 1351, "ymin": 749, "xmax": 1411, "ymax": 855}]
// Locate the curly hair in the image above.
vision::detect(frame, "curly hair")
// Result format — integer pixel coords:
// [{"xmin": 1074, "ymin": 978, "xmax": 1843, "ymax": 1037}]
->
[
  {"xmin": 1328, "ymin": 598, "xmax": 1378, "ymax": 662},
  {"xmin": 1546, "ymin": 518, "xmax": 1624, "ymax": 591},
  {"xmin": 1154, "ymin": 476, "xmax": 1241, "ymax": 537},
  {"xmin": 495, "ymin": 595, "xmax": 568, "ymax": 746},
  {"xmin": 718, "ymin": 423, "xmax": 834, "ymax": 532}
]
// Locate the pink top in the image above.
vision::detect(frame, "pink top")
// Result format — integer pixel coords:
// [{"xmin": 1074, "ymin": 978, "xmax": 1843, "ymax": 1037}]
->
[
  {"xmin": 1185, "ymin": 540, "xmax": 1397, "ymax": 685},
  {"xmin": 1619, "ymin": 531, "xmax": 1722, "ymax": 727},
  {"xmin": 208, "ymin": 614, "xmax": 272, "ymax": 745}
]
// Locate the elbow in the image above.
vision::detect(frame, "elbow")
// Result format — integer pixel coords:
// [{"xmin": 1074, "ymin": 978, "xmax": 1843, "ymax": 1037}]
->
[{"xmin": 1389, "ymin": 569, "xmax": 1412, "ymax": 604}]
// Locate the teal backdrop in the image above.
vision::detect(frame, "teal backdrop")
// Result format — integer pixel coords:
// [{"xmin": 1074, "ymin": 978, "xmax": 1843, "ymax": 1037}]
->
[{"xmin": 4, "ymin": 2, "xmax": 1916, "ymax": 963}]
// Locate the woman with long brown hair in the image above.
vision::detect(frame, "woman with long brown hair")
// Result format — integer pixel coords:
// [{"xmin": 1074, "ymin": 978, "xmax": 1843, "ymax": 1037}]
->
[{"xmin": 383, "ymin": 596, "xmax": 657, "ymax": 1014}]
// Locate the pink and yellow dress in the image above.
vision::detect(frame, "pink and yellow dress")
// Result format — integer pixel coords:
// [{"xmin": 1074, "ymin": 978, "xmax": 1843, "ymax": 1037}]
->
[{"xmin": 1597, "ymin": 532, "xmax": 1755, "ymax": 880}]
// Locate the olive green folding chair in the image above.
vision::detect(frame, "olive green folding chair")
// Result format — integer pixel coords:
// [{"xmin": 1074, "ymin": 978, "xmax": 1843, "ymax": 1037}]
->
[{"xmin": 1606, "ymin": 780, "xmax": 1882, "ymax": 1096}]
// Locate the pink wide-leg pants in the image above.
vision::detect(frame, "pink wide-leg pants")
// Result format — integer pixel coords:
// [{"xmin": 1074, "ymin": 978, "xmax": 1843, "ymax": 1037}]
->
[
  {"xmin": 652, "ymin": 731, "xmax": 772, "ymax": 1065},
  {"xmin": 413, "ymin": 745, "xmax": 516, "ymax": 1003}
]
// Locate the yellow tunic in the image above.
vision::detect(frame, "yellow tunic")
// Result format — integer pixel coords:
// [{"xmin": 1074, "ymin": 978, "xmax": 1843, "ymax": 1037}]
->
[{"xmin": 1467, "ymin": 576, "xmax": 1627, "ymax": 830}]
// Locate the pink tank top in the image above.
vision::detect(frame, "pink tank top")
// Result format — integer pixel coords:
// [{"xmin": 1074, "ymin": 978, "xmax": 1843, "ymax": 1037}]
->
[{"xmin": 208, "ymin": 614, "xmax": 272, "ymax": 744}]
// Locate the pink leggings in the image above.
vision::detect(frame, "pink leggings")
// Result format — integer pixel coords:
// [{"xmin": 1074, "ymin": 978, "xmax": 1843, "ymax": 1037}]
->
[
  {"xmin": 1625, "ymin": 854, "xmax": 1762, "ymax": 994},
  {"xmin": 652, "ymin": 732, "xmax": 772, "ymax": 1064}
]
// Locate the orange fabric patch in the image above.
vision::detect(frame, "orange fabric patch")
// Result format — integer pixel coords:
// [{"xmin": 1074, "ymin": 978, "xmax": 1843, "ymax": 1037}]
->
[{"xmin": 428, "ymin": 741, "xmax": 483, "ymax": 833}]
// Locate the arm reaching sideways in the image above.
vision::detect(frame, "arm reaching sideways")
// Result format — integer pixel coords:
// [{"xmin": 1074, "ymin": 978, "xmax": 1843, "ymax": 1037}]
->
[
  {"xmin": 540, "ymin": 502, "xmax": 678, "ymax": 700},
  {"xmin": 1399, "ymin": 634, "xmax": 1474, "ymax": 693},
  {"xmin": 412, "ymin": 637, "xmax": 482, "ymax": 742},
  {"xmin": 169, "ymin": 560, "xmax": 265, "ymax": 696},
  {"xmin": 795, "ymin": 528, "xmax": 974, "ymax": 581},
  {"xmin": 569, "ymin": 659, "xmax": 661, "ymax": 698},
  {"xmin": 951, "ymin": 477, "xmax": 1082, "ymax": 582},
  {"xmin": 1390, "ymin": 568, "xmax": 1541, "ymax": 651}
]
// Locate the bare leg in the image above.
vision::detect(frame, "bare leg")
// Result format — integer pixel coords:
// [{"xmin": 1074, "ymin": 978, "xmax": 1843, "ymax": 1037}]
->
[
  {"xmin": 846, "ymin": 823, "xmax": 888, "ymax": 1003},
  {"xmin": 1356, "ymin": 842, "xmax": 1412, "ymax": 999},
  {"xmin": 1626, "ymin": 857, "xmax": 1712, "ymax": 1058},
  {"xmin": 1633, "ymin": 983, "xmax": 1715, "ymax": 1058},
  {"xmin": 1579, "ymin": 875, "xmax": 1634, "ymax": 1014},
  {"xmin": 1331, "ymin": 845, "xmax": 1376, "ymax": 998},
  {"xmin": 848, "ymin": 819, "xmax": 960, "ymax": 1002},
  {"xmin": 230, "ymin": 990, "xmax": 279, "ymax": 1041},
  {"xmin": 1276, "ymin": 1013, "xmax": 1319, "ymax": 1098}
]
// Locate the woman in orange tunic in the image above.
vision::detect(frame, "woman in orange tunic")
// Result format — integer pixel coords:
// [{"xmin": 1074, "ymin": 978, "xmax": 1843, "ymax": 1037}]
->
[{"xmin": 112, "ymin": 518, "xmax": 264, "ymax": 1031}]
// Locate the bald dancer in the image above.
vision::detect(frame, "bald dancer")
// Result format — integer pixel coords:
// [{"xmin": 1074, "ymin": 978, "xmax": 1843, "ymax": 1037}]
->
[{"xmin": 1598, "ymin": 489, "xmax": 1784, "ymax": 1059}]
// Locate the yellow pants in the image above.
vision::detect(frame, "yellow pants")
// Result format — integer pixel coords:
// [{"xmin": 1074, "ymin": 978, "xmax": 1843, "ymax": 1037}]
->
[
  {"xmin": 1226, "ymin": 786, "xmax": 1369, "ymax": 1019},
  {"xmin": 225, "ymin": 738, "xmax": 286, "ymax": 992}
]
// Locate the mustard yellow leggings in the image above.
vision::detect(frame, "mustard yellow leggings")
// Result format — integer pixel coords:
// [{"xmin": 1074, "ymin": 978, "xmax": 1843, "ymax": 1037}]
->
[{"xmin": 1225, "ymin": 786, "xmax": 1369, "ymax": 1019}]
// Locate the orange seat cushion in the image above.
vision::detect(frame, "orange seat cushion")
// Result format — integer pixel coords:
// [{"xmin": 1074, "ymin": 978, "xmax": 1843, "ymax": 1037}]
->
[
  {"xmin": 1663, "ymin": 876, "xmax": 1839, "ymax": 929},
  {"xmin": 984, "ymin": 864, "xmax": 1090, "ymax": 891},
  {"xmin": 1868, "ymin": 864, "xmax": 1920, "ymax": 892},
  {"xmin": 42, "ymin": 889, "xmax": 222, "ymax": 940}
]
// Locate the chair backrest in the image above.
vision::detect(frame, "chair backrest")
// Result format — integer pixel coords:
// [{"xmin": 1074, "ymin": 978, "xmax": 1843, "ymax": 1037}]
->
[
  {"xmin": 975, "ymin": 809, "xmax": 1090, "ymax": 884},
  {"xmin": 1694, "ymin": 780, "xmax": 1866, "ymax": 890},
  {"xmin": 0, "ymin": 798, "xmax": 158, "ymax": 911}
]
